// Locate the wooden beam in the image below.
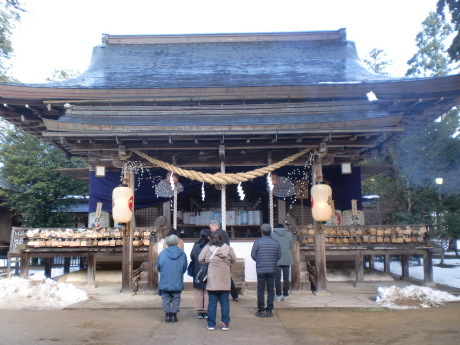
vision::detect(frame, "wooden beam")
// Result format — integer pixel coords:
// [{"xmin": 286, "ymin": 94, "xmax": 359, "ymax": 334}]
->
[{"xmin": 121, "ymin": 169, "xmax": 135, "ymax": 293}]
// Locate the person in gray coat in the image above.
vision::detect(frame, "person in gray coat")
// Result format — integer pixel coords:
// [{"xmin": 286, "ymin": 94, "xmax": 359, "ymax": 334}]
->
[
  {"xmin": 271, "ymin": 224, "xmax": 294, "ymax": 301},
  {"xmin": 251, "ymin": 223, "xmax": 281, "ymax": 318}
]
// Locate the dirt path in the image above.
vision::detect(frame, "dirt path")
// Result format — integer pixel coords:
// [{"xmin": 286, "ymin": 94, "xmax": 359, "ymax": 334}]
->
[
  {"xmin": 1, "ymin": 302, "xmax": 459, "ymax": 344},
  {"xmin": 276, "ymin": 302, "xmax": 460, "ymax": 345}
]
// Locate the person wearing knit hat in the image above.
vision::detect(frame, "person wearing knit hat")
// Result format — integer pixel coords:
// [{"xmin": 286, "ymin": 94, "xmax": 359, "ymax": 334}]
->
[{"xmin": 157, "ymin": 234, "xmax": 188, "ymax": 323}]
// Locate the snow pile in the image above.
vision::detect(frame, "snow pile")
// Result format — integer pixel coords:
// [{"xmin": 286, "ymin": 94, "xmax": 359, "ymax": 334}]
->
[
  {"xmin": 376, "ymin": 285, "xmax": 460, "ymax": 309},
  {"xmin": 0, "ymin": 276, "xmax": 88, "ymax": 310}
]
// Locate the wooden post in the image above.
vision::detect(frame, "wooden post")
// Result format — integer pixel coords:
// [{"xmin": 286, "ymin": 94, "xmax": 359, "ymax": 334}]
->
[
  {"xmin": 313, "ymin": 157, "xmax": 328, "ymax": 294},
  {"xmin": 221, "ymin": 160, "xmax": 227, "ymax": 231},
  {"xmin": 369, "ymin": 255, "xmax": 375, "ymax": 269},
  {"xmin": 314, "ymin": 222, "xmax": 327, "ymax": 293},
  {"xmin": 64, "ymin": 257, "xmax": 71, "ymax": 274},
  {"xmin": 20, "ymin": 252, "xmax": 29, "ymax": 278},
  {"xmin": 44, "ymin": 257, "xmax": 52, "ymax": 278},
  {"xmin": 148, "ymin": 240, "xmax": 158, "ymax": 290},
  {"xmin": 384, "ymin": 254, "xmax": 390, "ymax": 273},
  {"xmin": 278, "ymin": 200, "xmax": 287, "ymax": 226},
  {"xmin": 121, "ymin": 169, "xmax": 135, "ymax": 293},
  {"xmin": 423, "ymin": 249, "xmax": 434, "ymax": 285},
  {"xmin": 87, "ymin": 252, "xmax": 96, "ymax": 286},
  {"xmin": 163, "ymin": 201, "xmax": 171, "ymax": 228},
  {"xmin": 355, "ymin": 250, "xmax": 364, "ymax": 285},
  {"xmin": 401, "ymin": 255, "xmax": 409, "ymax": 279},
  {"xmin": 291, "ymin": 239, "xmax": 300, "ymax": 290}
]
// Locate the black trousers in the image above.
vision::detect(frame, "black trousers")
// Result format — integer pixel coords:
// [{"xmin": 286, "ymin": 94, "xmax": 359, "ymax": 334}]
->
[{"xmin": 230, "ymin": 278, "xmax": 238, "ymax": 299}]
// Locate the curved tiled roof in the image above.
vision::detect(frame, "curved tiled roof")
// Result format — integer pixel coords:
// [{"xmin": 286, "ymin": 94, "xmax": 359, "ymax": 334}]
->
[{"xmin": 23, "ymin": 30, "xmax": 390, "ymax": 89}]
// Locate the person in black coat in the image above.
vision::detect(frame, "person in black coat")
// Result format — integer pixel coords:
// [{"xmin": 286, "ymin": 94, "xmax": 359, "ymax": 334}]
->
[
  {"xmin": 251, "ymin": 223, "xmax": 281, "ymax": 318},
  {"xmin": 189, "ymin": 228, "xmax": 211, "ymax": 319}
]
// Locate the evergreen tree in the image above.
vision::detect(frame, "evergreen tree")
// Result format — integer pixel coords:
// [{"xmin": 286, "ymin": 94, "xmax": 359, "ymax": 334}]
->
[
  {"xmin": 363, "ymin": 48, "xmax": 393, "ymax": 75},
  {"xmin": 406, "ymin": 11, "xmax": 454, "ymax": 77},
  {"xmin": 437, "ymin": 0, "xmax": 460, "ymax": 62},
  {"xmin": 363, "ymin": 10, "xmax": 460, "ymax": 255},
  {"xmin": 0, "ymin": 0, "xmax": 23, "ymax": 82},
  {"xmin": 0, "ymin": 123, "xmax": 88, "ymax": 227},
  {"xmin": 45, "ymin": 68, "xmax": 80, "ymax": 82}
]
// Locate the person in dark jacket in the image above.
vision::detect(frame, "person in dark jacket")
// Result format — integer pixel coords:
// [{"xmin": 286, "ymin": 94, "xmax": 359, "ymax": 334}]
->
[
  {"xmin": 189, "ymin": 228, "xmax": 211, "ymax": 319},
  {"xmin": 271, "ymin": 224, "xmax": 294, "ymax": 301},
  {"xmin": 209, "ymin": 220, "xmax": 239, "ymax": 301},
  {"xmin": 157, "ymin": 234, "xmax": 188, "ymax": 323},
  {"xmin": 251, "ymin": 223, "xmax": 281, "ymax": 318}
]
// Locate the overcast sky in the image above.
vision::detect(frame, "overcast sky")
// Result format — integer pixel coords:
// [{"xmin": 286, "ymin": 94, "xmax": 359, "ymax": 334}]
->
[{"xmin": 9, "ymin": 0, "xmax": 439, "ymax": 83}]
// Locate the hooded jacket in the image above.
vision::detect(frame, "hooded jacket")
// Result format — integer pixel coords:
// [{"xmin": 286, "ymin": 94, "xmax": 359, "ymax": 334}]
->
[
  {"xmin": 198, "ymin": 243, "xmax": 237, "ymax": 291},
  {"xmin": 157, "ymin": 246, "xmax": 188, "ymax": 292},
  {"xmin": 271, "ymin": 226, "xmax": 294, "ymax": 266}
]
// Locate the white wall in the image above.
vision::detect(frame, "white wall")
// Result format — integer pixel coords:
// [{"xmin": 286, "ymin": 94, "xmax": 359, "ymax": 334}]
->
[{"xmin": 159, "ymin": 240, "xmax": 257, "ymax": 282}]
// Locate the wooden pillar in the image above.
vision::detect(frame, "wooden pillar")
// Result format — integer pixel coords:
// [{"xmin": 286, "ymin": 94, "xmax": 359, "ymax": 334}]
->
[
  {"xmin": 221, "ymin": 160, "xmax": 227, "ymax": 231},
  {"xmin": 355, "ymin": 250, "xmax": 364, "ymax": 285},
  {"xmin": 121, "ymin": 169, "xmax": 135, "ymax": 293},
  {"xmin": 291, "ymin": 239, "xmax": 300, "ymax": 290},
  {"xmin": 64, "ymin": 257, "xmax": 71, "ymax": 274},
  {"xmin": 314, "ymin": 222, "xmax": 327, "ymax": 293},
  {"xmin": 20, "ymin": 252, "xmax": 29, "ymax": 278},
  {"xmin": 278, "ymin": 200, "xmax": 287, "ymax": 226},
  {"xmin": 148, "ymin": 240, "xmax": 158, "ymax": 290},
  {"xmin": 401, "ymin": 255, "xmax": 409, "ymax": 278},
  {"xmin": 423, "ymin": 249, "xmax": 434, "ymax": 285},
  {"xmin": 369, "ymin": 255, "xmax": 375, "ymax": 269},
  {"xmin": 313, "ymin": 158, "xmax": 328, "ymax": 294},
  {"xmin": 44, "ymin": 257, "xmax": 52, "ymax": 278},
  {"xmin": 384, "ymin": 254, "xmax": 390, "ymax": 273},
  {"xmin": 87, "ymin": 252, "xmax": 96, "ymax": 286},
  {"xmin": 163, "ymin": 201, "xmax": 171, "ymax": 228}
]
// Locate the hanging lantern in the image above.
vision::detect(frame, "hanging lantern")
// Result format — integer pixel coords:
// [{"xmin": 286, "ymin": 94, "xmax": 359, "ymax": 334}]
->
[
  {"xmin": 165, "ymin": 171, "xmax": 179, "ymax": 184},
  {"xmin": 311, "ymin": 183, "xmax": 333, "ymax": 222},
  {"xmin": 112, "ymin": 185, "xmax": 134, "ymax": 223}
]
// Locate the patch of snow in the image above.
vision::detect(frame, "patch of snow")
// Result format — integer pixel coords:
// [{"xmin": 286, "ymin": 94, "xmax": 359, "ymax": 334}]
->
[
  {"xmin": 0, "ymin": 276, "xmax": 88, "ymax": 310},
  {"xmin": 376, "ymin": 285, "xmax": 460, "ymax": 309},
  {"xmin": 374, "ymin": 258, "xmax": 460, "ymax": 289}
]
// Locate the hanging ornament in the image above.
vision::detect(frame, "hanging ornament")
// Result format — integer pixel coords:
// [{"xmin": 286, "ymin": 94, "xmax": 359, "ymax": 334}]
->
[
  {"xmin": 266, "ymin": 174, "xmax": 295, "ymax": 197},
  {"xmin": 237, "ymin": 182, "xmax": 245, "ymax": 201},
  {"xmin": 311, "ymin": 183, "xmax": 333, "ymax": 222},
  {"xmin": 169, "ymin": 172, "xmax": 176, "ymax": 190},
  {"xmin": 267, "ymin": 173, "xmax": 274, "ymax": 191},
  {"xmin": 112, "ymin": 185, "xmax": 134, "ymax": 223},
  {"xmin": 155, "ymin": 179, "xmax": 184, "ymax": 198},
  {"xmin": 201, "ymin": 183, "xmax": 206, "ymax": 201}
]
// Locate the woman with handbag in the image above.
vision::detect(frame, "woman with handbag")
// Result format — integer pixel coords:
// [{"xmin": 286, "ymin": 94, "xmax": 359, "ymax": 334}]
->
[
  {"xmin": 189, "ymin": 228, "xmax": 211, "ymax": 319},
  {"xmin": 198, "ymin": 231, "xmax": 237, "ymax": 331}
]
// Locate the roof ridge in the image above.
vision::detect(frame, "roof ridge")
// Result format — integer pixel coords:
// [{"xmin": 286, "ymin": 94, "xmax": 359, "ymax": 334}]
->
[{"xmin": 101, "ymin": 29, "xmax": 346, "ymax": 46}]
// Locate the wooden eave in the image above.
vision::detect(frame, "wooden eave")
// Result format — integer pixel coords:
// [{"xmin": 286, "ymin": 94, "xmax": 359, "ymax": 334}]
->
[{"xmin": 1, "ymin": 74, "xmax": 459, "ymax": 169}]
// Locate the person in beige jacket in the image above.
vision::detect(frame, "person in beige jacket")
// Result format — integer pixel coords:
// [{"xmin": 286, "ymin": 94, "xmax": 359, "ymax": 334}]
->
[{"xmin": 198, "ymin": 231, "xmax": 237, "ymax": 331}]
